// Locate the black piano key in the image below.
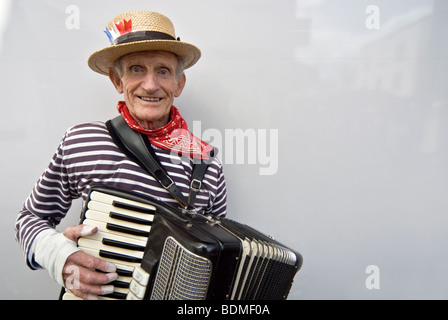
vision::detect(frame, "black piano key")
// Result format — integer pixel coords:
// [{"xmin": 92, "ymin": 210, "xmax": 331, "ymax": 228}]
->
[
  {"xmin": 100, "ymin": 292, "xmax": 128, "ymax": 300},
  {"xmin": 93, "ymin": 268, "xmax": 133, "ymax": 282},
  {"xmin": 111, "ymin": 280, "xmax": 130, "ymax": 289},
  {"xmin": 99, "ymin": 249, "xmax": 142, "ymax": 264},
  {"xmin": 102, "ymin": 238, "xmax": 146, "ymax": 252},
  {"xmin": 116, "ymin": 268, "xmax": 133, "ymax": 278},
  {"xmin": 109, "ymin": 211, "xmax": 152, "ymax": 226},
  {"xmin": 106, "ymin": 223, "xmax": 150, "ymax": 238},
  {"xmin": 112, "ymin": 200, "xmax": 155, "ymax": 214}
]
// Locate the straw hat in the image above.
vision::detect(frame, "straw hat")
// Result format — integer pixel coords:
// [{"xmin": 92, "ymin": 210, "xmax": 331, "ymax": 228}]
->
[{"xmin": 88, "ymin": 11, "xmax": 201, "ymax": 75}]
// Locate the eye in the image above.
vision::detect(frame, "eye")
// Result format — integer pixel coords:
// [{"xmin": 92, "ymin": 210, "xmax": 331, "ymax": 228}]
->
[
  {"xmin": 158, "ymin": 68, "xmax": 171, "ymax": 76},
  {"xmin": 130, "ymin": 65, "xmax": 144, "ymax": 73}
]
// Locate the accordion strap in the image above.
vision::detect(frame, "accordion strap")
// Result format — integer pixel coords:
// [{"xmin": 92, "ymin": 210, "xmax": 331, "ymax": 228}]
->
[{"xmin": 106, "ymin": 116, "xmax": 211, "ymax": 210}]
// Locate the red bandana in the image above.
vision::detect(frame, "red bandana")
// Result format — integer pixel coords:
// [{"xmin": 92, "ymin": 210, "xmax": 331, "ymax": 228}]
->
[{"xmin": 117, "ymin": 101, "xmax": 213, "ymax": 160}]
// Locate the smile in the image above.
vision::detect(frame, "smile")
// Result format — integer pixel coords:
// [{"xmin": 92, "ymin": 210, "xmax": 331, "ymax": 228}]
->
[{"xmin": 139, "ymin": 96, "xmax": 162, "ymax": 102}]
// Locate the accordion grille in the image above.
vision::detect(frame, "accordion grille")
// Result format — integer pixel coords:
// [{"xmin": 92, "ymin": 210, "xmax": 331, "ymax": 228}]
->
[{"xmin": 150, "ymin": 236, "xmax": 212, "ymax": 300}]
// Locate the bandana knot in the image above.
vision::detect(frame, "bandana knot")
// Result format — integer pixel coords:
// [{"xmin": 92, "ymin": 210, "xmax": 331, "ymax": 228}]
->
[{"xmin": 117, "ymin": 101, "xmax": 213, "ymax": 160}]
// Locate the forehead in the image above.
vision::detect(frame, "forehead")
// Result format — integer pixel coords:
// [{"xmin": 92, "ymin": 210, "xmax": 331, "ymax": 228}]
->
[{"xmin": 119, "ymin": 51, "xmax": 178, "ymax": 66}]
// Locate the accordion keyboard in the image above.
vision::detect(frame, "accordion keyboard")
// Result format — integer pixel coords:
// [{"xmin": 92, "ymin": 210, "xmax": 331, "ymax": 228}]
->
[{"xmin": 62, "ymin": 190, "xmax": 155, "ymax": 300}]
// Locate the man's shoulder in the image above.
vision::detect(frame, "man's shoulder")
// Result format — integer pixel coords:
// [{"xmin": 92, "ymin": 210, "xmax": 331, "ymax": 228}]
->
[
  {"xmin": 60, "ymin": 121, "xmax": 114, "ymax": 146},
  {"xmin": 65, "ymin": 121, "xmax": 109, "ymax": 136}
]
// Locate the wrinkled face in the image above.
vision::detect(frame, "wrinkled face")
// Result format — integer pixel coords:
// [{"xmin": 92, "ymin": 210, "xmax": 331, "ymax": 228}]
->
[{"xmin": 109, "ymin": 51, "xmax": 186, "ymax": 130}]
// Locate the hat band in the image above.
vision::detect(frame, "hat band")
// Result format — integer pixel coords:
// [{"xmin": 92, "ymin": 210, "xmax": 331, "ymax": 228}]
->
[{"xmin": 113, "ymin": 31, "xmax": 178, "ymax": 45}]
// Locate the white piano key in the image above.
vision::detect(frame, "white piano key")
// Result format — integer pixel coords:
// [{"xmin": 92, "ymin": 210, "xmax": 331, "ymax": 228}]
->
[
  {"xmin": 62, "ymin": 290, "xmax": 126, "ymax": 300},
  {"xmin": 82, "ymin": 219, "xmax": 149, "ymax": 243},
  {"xmin": 90, "ymin": 191, "xmax": 156, "ymax": 212},
  {"xmin": 82, "ymin": 230, "xmax": 147, "ymax": 248},
  {"xmin": 78, "ymin": 238, "xmax": 144, "ymax": 260},
  {"xmin": 116, "ymin": 275, "xmax": 132, "ymax": 284},
  {"xmin": 88, "ymin": 200, "xmax": 154, "ymax": 223},
  {"xmin": 80, "ymin": 247, "xmax": 141, "ymax": 269},
  {"xmin": 98, "ymin": 294, "xmax": 125, "ymax": 300},
  {"xmin": 113, "ymin": 286, "xmax": 129, "ymax": 295},
  {"xmin": 62, "ymin": 292, "xmax": 82, "ymax": 300},
  {"xmin": 85, "ymin": 209, "xmax": 152, "ymax": 233},
  {"xmin": 80, "ymin": 245, "xmax": 142, "ymax": 264}
]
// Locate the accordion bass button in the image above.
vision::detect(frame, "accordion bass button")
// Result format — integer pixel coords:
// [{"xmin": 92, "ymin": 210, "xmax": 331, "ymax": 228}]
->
[
  {"xmin": 129, "ymin": 279, "xmax": 146, "ymax": 299},
  {"xmin": 133, "ymin": 266, "xmax": 150, "ymax": 286}
]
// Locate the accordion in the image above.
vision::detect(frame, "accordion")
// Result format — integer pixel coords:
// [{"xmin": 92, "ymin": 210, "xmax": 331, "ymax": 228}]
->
[{"xmin": 62, "ymin": 185, "xmax": 303, "ymax": 300}]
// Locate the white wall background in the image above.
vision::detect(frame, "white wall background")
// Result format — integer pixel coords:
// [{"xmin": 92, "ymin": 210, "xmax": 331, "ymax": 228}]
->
[{"xmin": 1, "ymin": 0, "xmax": 447, "ymax": 299}]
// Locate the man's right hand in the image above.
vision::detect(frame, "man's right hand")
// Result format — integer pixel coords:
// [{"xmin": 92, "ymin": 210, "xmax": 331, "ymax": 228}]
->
[{"xmin": 62, "ymin": 225, "xmax": 118, "ymax": 300}]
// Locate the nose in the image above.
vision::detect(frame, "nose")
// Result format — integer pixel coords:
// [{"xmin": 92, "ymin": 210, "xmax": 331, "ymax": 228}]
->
[{"xmin": 141, "ymin": 72, "xmax": 160, "ymax": 92}]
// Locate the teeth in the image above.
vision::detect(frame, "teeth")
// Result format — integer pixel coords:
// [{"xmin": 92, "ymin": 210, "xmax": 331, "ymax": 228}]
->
[{"xmin": 140, "ymin": 97, "xmax": 161, "ymax": 102}]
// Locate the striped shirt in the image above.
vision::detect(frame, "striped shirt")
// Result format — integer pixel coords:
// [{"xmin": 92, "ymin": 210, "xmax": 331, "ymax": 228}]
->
[{"xmin": 15, "ymin": 121, "xmax": 227, "ymax": 269}]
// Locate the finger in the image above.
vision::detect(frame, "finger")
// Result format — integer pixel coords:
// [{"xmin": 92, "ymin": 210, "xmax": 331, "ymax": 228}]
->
[
  {"xmin": 63, "ymin": 259, "xmax": 118, "ymax": 300},
  {"xmin": 63, "ymin": 263, "xmax": 118, "ymax": 285},
  {"xmin": 63, "ymin": 224, "xmax": 98, "ymax": 242},
  {"xmin": 66, "ymin": 281, "xmax": 115, "ymax": 300},
  {"xmin": 65, "ymin": 250, "xmax": 117, "ymax": 274}
]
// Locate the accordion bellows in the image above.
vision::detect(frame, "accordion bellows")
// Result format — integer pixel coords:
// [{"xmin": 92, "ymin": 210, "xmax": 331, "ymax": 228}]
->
[{"xmin": 62, "ymin": 185, "xmax": 303, "ymax": 300}]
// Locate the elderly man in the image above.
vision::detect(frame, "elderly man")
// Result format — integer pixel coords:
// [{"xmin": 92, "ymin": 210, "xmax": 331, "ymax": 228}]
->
[{"xmin": 15, "ymin": 11, "xmax": 227, "ymax": 300}]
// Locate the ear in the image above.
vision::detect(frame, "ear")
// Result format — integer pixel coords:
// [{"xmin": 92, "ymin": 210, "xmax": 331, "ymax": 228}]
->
[
  {"xmin": 109, "ymin": 68, "xmax": 124, "ymax": 94},
  {"xmin": 174, "ymin": 73, "xmax": 186, "ymax": 98}
]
